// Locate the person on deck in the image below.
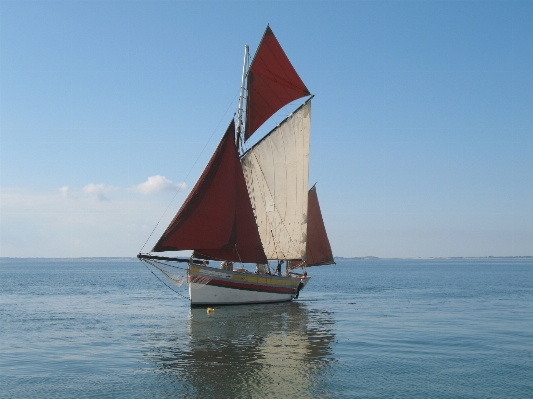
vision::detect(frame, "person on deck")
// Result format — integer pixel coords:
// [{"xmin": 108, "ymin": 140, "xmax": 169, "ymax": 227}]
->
[
  {"xmin": 220, "ymin": 261, "xmax": 233, "ymax": 271},
  {"xmin": 256, "ymin": 264, "xmax": 267, "ymax": 274},
  {"xmin": 276, "ymin": 260, "xmax": 283, "ymax": 276},
  {"xmin": 294, "ymin": 272, "xmax": 307, "ymax": 299}
]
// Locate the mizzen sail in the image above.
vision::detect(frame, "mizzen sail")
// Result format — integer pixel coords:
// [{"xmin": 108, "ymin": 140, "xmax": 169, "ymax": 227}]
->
[
  {"xmin": 245, "ymin": 26, "xmax": 310, "ymax": 140},
  {"xmin": 303, "ymin": 185, "xmax": 335, "ymax": 266},
  {"xmin": 241, "ymin": 100, "xmax": 311, "ymax": 260}
]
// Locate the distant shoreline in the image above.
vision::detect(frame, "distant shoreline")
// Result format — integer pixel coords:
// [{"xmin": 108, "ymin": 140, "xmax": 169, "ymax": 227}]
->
[
  {"xmin": 1, "ymin": 256, "xmax": 531, "ymax": 261},
  {"xmin": 334, "ymin": 256, "xmax": 533, "ymax": 260}
]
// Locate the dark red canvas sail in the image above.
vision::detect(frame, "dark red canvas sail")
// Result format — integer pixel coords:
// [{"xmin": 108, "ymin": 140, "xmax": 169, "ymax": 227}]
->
[
  {"xmin": 153, "ymin": 121, "xmax": 267, "ymax": 264},
  {"xmin": 193, "ymin": 145, "xmax": 268, "ymax": 264},
  {"xmin": 245, "ymin": 26, "xmax": 310, "ymax": 140},
  {"xmin": 292, "ymin": 185, "xmax": 335, "ymax": 267}
]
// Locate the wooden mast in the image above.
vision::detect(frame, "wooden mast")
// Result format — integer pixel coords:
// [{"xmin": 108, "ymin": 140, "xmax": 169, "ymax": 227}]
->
[{"xmin": 235, "ymin": 44, "xmax": 249, "ymax": 154}]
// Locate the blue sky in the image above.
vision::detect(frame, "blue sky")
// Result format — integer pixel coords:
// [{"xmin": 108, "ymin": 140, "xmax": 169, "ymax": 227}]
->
[{"xmin": 1, "ymin": 1, "xmax": 532, "ymax": 258}]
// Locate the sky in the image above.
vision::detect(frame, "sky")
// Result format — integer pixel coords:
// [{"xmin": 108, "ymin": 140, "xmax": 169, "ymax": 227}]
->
[{"xmin": 1, "ymin": 0, "xmax": 532, "ymax": 258}]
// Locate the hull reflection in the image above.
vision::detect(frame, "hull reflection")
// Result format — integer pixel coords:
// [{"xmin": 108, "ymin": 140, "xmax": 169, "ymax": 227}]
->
[{"xmin": 147, "ymin": 303, "xmax": 335, "ymax": 398}]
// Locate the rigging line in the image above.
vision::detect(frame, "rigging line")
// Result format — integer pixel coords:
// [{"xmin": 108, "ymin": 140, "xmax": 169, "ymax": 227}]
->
[
  {"xmin": 139, "ymin": 90, "xmax": 241, "ymax": 253},
  {"xmin": 248, "ymin": 153, "xmax": 291, "ymax": 259},
  {"xmin": 141, "ymin": 259, "xmax": 190, "ymax": 301},
  {"xmin": 148, "ymin": 258, "xmax": 189, "ymax": 271},
  {"xmin": 269, "ymin": 224, "xmax": 289, "ymax": 261},
  {"xmin": 234, "ymin": 244, "xmax": 244, "ymax": 267},
  {"xmin": 251, "ymin": 159, "xmax": 290, "ymax": 261},
  {"xmin": 263, "ymin": 137, "xmax": 290, "ymax": 261},
  {"xmin": 247, "ymin": 147, "xmax": 301, "ymax": 257}
]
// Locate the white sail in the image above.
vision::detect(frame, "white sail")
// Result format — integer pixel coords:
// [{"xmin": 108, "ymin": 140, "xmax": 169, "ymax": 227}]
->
[{"xmin": 241, "ymin": 101, "xmax": 311, "ymax": 260}]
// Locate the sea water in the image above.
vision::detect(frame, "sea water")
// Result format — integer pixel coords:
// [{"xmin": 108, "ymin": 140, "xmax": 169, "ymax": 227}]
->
[{"xmin": 1, "ymin": 258, "xmax": 532, "ymax": 398}]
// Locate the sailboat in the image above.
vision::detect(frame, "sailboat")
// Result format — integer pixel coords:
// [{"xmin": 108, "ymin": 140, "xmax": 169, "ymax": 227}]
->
[{"xmin": 138, "ymin": 26, "xmax": 334, "ymax": 305}]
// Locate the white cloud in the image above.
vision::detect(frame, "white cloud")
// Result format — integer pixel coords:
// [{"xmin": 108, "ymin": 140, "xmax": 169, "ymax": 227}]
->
[
  {"xmin": 59, "ymin": 186, "xmax": 69, "ymax": 197},
  {"xmin": 131, "ymin": 175, "xmax": 186, "ymax": 195},
  {"xmin": 82, "ymin": 183, "xmax": 116, "ymax": 201},
  {"xmin": 0, "ymin": 186, "xmax": 185, "ymax": 257}
]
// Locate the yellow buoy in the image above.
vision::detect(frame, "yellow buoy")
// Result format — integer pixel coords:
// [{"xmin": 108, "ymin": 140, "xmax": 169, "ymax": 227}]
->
[{"xmin": 207, "ymin": 307, "xmax": 214, "ymax": 314}]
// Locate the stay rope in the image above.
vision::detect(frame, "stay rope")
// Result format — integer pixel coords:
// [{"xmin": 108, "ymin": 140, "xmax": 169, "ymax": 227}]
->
[
  {"xmin": 141, "ymin": 259, "xmax": 191, "ymax": 301},
  {"xmin": 141, "ymin": 259, "xmax": 190, "ymax": 301}
]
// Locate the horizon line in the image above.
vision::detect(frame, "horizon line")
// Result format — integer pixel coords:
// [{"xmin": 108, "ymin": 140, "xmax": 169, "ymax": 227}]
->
[{"xmin": 1, "ymin": 256, "xmax": 532, "ymax": 260}]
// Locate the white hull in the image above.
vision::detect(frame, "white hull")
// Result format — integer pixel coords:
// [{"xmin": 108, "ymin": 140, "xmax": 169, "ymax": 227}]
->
[{"xmin": 188, "ymin": 265, "xmax": 309, "ymax": 306}]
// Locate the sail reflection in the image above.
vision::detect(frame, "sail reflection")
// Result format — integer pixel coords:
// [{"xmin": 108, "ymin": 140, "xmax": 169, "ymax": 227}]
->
[{"xmin": 147, "ymin": 303, "xmax": 335, "ymax": 398}]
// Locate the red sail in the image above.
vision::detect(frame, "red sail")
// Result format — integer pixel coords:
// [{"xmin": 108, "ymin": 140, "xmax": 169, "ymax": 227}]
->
[
  {"xmin": 293, "ymin": 185, "xmax": 335, "ymax": 267},
  {"xmin": 153, "ymin": 121, "xmax": 267, "ymax": 264},
  {"xmin": 306, "ymin": 186, "xmax": 335, "ymax": 266},
  {"xmin": 193, "ymin": 144, "xmax": 268, "ymax": 264},
  {"xmin": 245, "ymin": 26, "xmax": 310, "ymax": 140}
]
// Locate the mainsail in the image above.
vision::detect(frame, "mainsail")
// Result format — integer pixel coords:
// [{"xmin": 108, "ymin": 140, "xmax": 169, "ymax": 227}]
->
[
  {"xmin": 241, "ymin": 100, "xmax": 311, "ymax": 260},
  {"xmin": 245, "ymin": 26, "xmax": 310, "ymax": 140},
  {"xmin": 152, "ymin": 121, "xmax": 267, "ymax": 264}
]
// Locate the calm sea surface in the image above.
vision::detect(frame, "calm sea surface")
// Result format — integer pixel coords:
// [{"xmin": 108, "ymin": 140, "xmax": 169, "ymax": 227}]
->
[{"xmin": 1, "ymin": 258, "xmax": 532, "ymax": 398}]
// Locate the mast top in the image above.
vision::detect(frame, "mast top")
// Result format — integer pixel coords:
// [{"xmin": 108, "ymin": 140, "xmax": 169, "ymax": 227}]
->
[{"xmin": 235, "ymin": 44, "xmax": 249, "ymax": 154}]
